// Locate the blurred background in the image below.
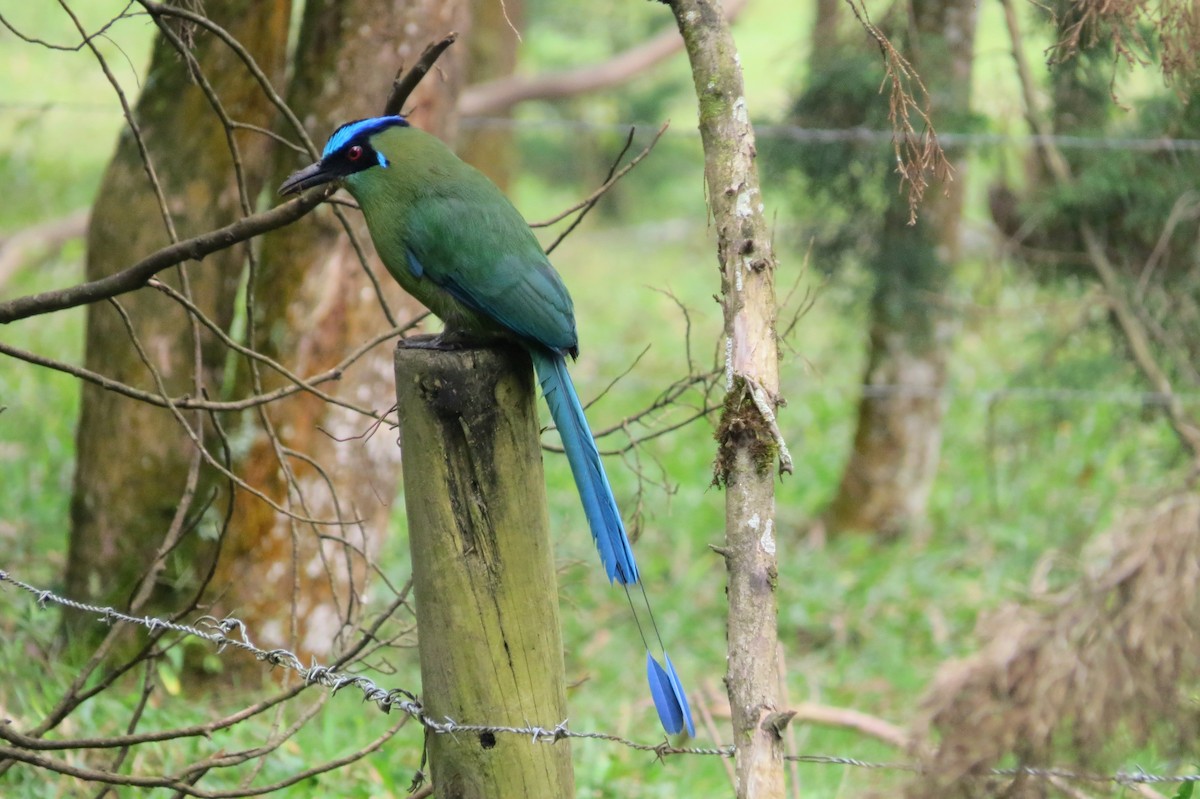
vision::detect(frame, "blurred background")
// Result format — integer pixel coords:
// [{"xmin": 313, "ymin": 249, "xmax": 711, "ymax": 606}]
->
[{"xmin": 1, "ymin": 0, "xmax": 1198, "ymax": 796}]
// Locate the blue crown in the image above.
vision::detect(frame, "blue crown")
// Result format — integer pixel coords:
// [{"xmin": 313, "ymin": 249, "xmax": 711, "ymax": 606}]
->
[{"xmin": 323, "ymin": 116, "xmax": 410, "ymax": 158}]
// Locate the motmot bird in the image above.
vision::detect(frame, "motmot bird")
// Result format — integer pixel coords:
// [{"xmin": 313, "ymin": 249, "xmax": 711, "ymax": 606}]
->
[{"xmin": 279, "ymin": 115, "xmax": 694, "ymax": 737}]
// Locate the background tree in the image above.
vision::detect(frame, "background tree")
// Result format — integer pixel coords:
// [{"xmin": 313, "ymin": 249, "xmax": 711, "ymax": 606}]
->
[
  {"xmin": 908, "ymin": 2, "xmax": 1200, "ymax": 793},
  {"xmin": 1001, "ymin": 0, "xmax": 1200, "ymax": 420},
  {"xmin": 777, "ymin": 0, "xmax": 978, "ymax": 537},
  {"xmin": 207, "ymin": 0, "xmax": 468, "ymax": 669},
  {"xmin": 64, "ymin": 0, "xmax": 291, "ymax": 624}
]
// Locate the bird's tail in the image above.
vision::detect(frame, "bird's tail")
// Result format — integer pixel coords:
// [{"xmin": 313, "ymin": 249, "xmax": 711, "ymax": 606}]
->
[{"xmin": 530, "ymin": 349, "xmax": 695, "ymax": 737}]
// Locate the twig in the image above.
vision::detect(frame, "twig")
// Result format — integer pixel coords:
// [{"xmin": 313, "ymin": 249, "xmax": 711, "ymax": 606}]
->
[
  {"xmin": 841, "ymin": 0, "xmax": 952, "ymax": 221},
  {"xmin": 699, "ymin": 680, "xmax": 737, "ymax": 788},
  {"xmin": 533, "ymin": 122, "xmax": 670, "ymax": 229},
  {"xmin": 383, "ymin": 33, "xmax": 460, "ymax": 116},
  {"xmin": 146, "ymin": 278, "xmax": 391, "ymax": 419},
  {"xmin": 0, "ymin": 2, "xmax": 138, "ymax": 51},
  {"xmin": 137, "ymin": 0, "xmax": 317, "ymax": 157},
  {"xmin": 90, "ymin": 661, "xmax": 157, "ymax": 799},
  {"xmin": 59, "ymin": 0, "xmax": 177, "ymax": 242},
  {"xmin": 0, "ymin": 319, "xmax": 419, "ymax": 415},
  {"xmin": 542, "ymin": 126, "xmax": 639, "ymax": 253}
]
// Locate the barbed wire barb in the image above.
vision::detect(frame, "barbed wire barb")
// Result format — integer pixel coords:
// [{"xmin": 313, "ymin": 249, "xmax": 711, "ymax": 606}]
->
[{"xmin": 5, "ymin": 566, "xmax": 1200, "ymax": 789}]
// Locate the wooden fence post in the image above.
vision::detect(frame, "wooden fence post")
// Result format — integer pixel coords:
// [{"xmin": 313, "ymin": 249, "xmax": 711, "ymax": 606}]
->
[{"xmin": 394, "ymin": 340, "xmax": 574, "ymax": 799}]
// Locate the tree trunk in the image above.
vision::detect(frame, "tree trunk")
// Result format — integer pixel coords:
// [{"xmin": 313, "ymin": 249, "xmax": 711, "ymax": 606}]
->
[
  {"xmin": 669, "ymin": 1, "xmax": 787, "ymax": 797},
  {"xmin": 823, "ymin": 0, "xmax": 978, "ymax": 537},
  {"xmin": 207, "ymin": 0, "xmax": 468, "ymax": 665},
  {"xmin": 65, "ymin": 2, "xmax": 291, "ymax": 622},
  {"xmin": 811, "ymin": 0, "xmax": 842, "ymax": 61},
  {"xmin": 459, "ymin": 0, "xmax": 523, "ymax": 189}
]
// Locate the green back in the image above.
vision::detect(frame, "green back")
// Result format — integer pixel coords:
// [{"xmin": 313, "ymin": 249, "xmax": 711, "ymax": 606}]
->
[{"xmin": 344, "ymin": 125, "xmax": 578, "ymax": 356}]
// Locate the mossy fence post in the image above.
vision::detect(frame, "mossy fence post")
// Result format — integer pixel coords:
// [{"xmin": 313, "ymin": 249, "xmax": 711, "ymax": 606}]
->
[{"xmin": 394, "ymin": 340, "xmax": 574, "ymax": 798}]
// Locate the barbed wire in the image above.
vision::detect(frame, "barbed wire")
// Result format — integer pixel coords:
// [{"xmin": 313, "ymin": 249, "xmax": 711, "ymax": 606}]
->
[
  {"xmin": 4, "ymin": 565, "xmax": 1200, "ymax": 790},
  {"xmin": 458, "ymin": 116, "xmax": 1200, "ymax": 153},
  {"xmin": 796, "ymin": 383, "xmax": 1200, "ymax": 405},
  {"xmin": 4, "ymin": 99, "xmax": 1200, "ymax": 153}
]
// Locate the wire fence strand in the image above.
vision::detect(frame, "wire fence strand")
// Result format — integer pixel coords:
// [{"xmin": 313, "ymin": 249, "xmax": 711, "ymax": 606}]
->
[
  {"xmin": 7, "ymin": 100, "xmax": 1200, "ymax": 153},
  {"xmin": 4, "ymin": 566, "xmax": 1200, "ymax": 789}
]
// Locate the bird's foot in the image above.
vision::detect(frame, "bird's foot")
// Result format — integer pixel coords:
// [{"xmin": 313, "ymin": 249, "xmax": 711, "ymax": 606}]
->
[{"xmin": 399, "ymin": 331, "xmax": 492, "ymax": 351}]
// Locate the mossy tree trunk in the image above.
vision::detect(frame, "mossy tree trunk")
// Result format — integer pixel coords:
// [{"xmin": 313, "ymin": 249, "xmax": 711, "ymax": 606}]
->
[
  {"xmin": 823, "ymin": 0, "xmax": 978, "ymax": 537},
  {"xmin": 207, "ymin": 0, "xmax": 468, "ymax": 665},
  {"xmin": 65, "ymin": 1, "xmax": 291, "ymax": 622}
]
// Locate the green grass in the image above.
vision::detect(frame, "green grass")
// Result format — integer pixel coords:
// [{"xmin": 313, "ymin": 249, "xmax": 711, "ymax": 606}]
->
[{"xmin": 1, "ymin": 2, "xmax": 1195, "ymax": 797}]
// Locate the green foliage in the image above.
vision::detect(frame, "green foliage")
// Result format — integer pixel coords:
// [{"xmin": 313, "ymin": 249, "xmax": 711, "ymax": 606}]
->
[
  {"xmin": 1017, "ymin": 44, "xmax": 1200, "ymax": 394},
  {"xmin": 762, "ymin": 51, "xmax": 895, "ymax": 271},
  {"xmin": 1033, "ymin": 92, "xmax": 1200, "ymax": 271}
]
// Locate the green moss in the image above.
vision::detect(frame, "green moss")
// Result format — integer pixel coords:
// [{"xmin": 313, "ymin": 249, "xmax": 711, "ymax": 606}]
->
[{"xmin": 711, "ymin": 375, "xmax": 779, "ymax": 487}]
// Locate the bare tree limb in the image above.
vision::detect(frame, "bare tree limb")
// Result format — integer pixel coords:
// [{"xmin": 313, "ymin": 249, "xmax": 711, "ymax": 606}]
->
[
  {"xmin": 791, "ymin": 703, "xmax": 908, "ymax": 749},
  {"xmin": 0, "ymin": 188, "xmax": 331, "ymax": 324},
  {"xmin": 458, "ymin": 0, "xmax": 749, "ymax": 116},
  {"xmin": 0, "ymin": 209, "xmax": 88, "ymax": 291}
]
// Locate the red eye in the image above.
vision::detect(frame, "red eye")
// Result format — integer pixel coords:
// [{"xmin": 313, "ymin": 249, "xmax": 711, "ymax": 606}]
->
[{"xmin": 347, "ymin": 145, "xmax": 363, "ymax": 161}]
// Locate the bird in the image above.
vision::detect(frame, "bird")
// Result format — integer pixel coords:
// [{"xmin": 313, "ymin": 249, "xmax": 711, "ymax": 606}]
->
[{"xmin": 279, "ymin": 115, "xmax": 694, "ymax": 737}]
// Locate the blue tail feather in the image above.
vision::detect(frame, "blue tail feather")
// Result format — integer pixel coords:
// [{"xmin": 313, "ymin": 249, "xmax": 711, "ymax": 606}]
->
[
  {"xmin": 531, "ymin": 348, "xmax": 693, "ymax": 737},
  {"xmin": 530, "ymin": 349, "xmax": 638, "ymax": 584},
  {"xmin": 647, "ymin": 652, "xmax": 696, "ymax": 737}
]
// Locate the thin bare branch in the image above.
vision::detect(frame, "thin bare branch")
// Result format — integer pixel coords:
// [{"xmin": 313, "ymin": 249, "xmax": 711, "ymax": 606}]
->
[
  {"xmin": 0, "ymin": 320, "xmax": 417, "ymax": 414},
  {"xmin": 0, "ymin": 2, "xmax": 137, "ymax": 51},
  {"xmin": 384, "ymin": 32, "xmax": 461, "ymax": 116},
  {"xmin": 0, "ymin": 188, "xmax": 331, "ymax": 324},
  {"xmin": 136, "ymin": 0, "xmax": 317, "ymax": 156}
]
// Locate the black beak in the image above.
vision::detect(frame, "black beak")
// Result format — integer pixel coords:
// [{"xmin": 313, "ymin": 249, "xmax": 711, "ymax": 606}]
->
[{"xmin": 278, "ymin": 160, "xmax": 335, "ymax": 196}]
